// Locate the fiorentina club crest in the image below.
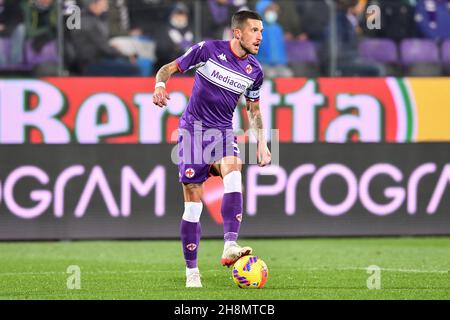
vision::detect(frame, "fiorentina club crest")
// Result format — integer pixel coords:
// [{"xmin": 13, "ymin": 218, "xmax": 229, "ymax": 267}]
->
[
  {"xmin": 185, "ymin": 168, "xmax": 195, "ymax": 178},
  {"xmin": 236, "ymin": 213, "xmax": 243, "ymax": 222},
  {"xmin": 245, "ymin": 64, "xmax": 252, "ymax": 74},
  {"xmin": 186, "ymin": 243, "xmax": 197, "ymax": 251}
]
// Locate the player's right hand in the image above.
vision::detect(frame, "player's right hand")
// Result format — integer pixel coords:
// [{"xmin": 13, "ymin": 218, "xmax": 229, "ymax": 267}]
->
[{"xmin": 153, "ymin": 87, "xmax": 170, "ymax": 108}]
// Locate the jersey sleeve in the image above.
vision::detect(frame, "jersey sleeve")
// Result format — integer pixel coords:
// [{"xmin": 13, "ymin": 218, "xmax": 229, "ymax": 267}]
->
[
  {"xmin": 176, "ymin": 41, "xmax": 208, "ymax": 73},
  {"xmin": 244, "ymin": 68, "xmax": 264, "ymax": 102}
]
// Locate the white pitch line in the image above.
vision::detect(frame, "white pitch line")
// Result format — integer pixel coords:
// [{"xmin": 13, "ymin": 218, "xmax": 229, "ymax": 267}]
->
[
  {"xmin": 281, "ymin": 267, "xmax": 449, "ymax": 274},
  {"xmin": 0, "ymin": 267, "xmax": 448, "ymax": 277},
  {"xmin": 0, "ymin": 270, "xmax": 170, "ymax": 276}
]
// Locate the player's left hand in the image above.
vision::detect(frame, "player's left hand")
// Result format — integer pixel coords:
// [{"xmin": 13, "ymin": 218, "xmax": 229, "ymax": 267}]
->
[{"xmin": 257, "ymin": 142, "xmax": 271, "ymax": 167}]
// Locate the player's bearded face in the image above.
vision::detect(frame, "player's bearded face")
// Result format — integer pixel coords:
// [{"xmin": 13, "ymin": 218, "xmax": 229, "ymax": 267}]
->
[{"xmin": 239, "ymin": 19, "xmax": 263, "ymax": 55}]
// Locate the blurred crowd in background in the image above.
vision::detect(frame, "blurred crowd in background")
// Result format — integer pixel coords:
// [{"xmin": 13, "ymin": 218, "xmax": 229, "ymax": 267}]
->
[{"xmin": 1, "ymin": 0, "xmax": 450, "ymax": 77}]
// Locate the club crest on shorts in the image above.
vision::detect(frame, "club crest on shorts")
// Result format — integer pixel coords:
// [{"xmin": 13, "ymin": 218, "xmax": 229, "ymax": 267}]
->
[
  {"xmin": 236, "ymin": 213, "xmax": 243, "ymax": 222},
  {"xmin": 245, "ymin": 64, "xmax": 252, "ymax": 74},
  {"xmin": 185, "ymin": 168, "xmax": 196, "ymax": 178},
  {"xmin": 186, "ymin": 243, "xmax": 197, "ymax": 251}
]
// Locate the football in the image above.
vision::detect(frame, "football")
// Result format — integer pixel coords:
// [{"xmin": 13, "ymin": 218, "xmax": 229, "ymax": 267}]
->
[{"xmin": 232, "ymin": 255, "xmax": 269, "ymax": 289}]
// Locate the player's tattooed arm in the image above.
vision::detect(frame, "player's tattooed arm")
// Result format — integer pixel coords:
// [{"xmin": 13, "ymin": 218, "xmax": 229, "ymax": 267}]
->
[
  {"xmin": 153, "ymin": 60, "xmax": 179, "ymax": 108},
  {"xmin": 246, "ymin": 100, "xmax": 272, "ymax": 167},
  {"xmin": 155, "ymin": 60, "xmax": 180, "ymax": 84}
]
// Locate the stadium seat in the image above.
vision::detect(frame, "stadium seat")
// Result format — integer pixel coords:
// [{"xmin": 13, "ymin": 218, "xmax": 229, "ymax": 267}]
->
[
  {"xmin": 441, "ymin": 39, "xmax": 450, "ymax": 76},
  {"xmin": 285, "ymin": 39, "xmax": 320, "ymax": 77},
  {"xmin": 400, "ymin": 39, "xmax": 443, "ymax": 76},
  {"xmin": 358, "ymin": 38, "xmax": 400, "ymax": 76},
  {"xmin": 25, "ymin": 40, "xmax": 59, "ymax": 66}
]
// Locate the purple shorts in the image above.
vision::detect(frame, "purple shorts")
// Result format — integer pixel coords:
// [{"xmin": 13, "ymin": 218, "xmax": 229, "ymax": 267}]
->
[{"xmin": 177, "ymin": 125, "xmax": 240, "ymax": 184}]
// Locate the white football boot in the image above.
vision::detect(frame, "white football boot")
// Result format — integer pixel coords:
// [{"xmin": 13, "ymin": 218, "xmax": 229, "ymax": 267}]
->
[
  {"xmin": 221, "ymin": 242, "xmax": 253, "ymax": 267},
  {"xmin": 185, "ymin": 268, "xmax": 202, "ymax": 288}
]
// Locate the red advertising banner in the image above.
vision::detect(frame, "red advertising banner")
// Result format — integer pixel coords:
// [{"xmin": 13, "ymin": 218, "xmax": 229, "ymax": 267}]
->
[{"xmin": 1, "ymin": 77, "xmax": 449, "ymax": 144}]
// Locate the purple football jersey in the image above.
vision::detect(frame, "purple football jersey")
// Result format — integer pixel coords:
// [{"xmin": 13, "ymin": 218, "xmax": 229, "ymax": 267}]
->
[{"xmin": 176, "ymin": 40, "xmax": 264, "ymax": 130}]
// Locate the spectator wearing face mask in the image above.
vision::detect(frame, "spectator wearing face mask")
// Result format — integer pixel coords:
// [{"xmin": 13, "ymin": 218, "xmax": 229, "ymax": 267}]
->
[
  {"xmin": 154, "ymin": 2, "xmax": 194, "ymax": 73},
  {"xmin": 255, "ymin": 0, "xmax": 293, "ymax": 78}
]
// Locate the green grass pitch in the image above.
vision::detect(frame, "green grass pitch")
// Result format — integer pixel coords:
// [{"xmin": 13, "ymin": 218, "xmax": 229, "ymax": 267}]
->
[{"xmin": 0, "ymin": 237, "xmax": 449, "ymax": 300}]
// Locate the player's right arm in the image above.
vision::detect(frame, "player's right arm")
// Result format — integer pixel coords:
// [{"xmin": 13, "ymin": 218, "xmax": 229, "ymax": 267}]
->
[
  {"xmin": 153, "ymin": 60, "xmax": 180, "ymax": 108},
  {"xmin": 153, "ymin": 41, "xmax": 207, "ymax": 108}
]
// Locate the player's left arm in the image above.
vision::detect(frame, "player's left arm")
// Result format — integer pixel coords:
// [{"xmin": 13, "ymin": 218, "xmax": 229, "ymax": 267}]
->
[{"xmin": 246, "ymin": 100, "xmax": 271, "ymax": 167}]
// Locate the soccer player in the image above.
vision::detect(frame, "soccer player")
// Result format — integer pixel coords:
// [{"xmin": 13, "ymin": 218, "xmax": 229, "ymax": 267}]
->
[{"xmin": 153, "ymin": 10, "xmax": 271, "ymax": 288}]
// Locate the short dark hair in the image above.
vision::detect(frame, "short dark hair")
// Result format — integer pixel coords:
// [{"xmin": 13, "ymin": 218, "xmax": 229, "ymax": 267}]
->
[{"xmin": 231, "ymin": 10, "xmax": 262, "ymax": 30}]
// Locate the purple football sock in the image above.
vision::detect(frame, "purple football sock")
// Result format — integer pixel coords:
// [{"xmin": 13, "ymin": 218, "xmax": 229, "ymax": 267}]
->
[
  {"xmin": 221, "ymin": 192, "xmax": 243, "ymax": 242},
  {"xmin": 180, "ymin": 220, "xmax": 201, "ymax": 269}
]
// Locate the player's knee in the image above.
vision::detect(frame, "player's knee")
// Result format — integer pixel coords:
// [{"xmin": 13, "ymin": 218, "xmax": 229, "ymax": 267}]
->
[
  {"xmin": 223, "ymin": 170, "xmax": 242, "ymax": 194},
  {"xmin": 220, "ymin": 157, "xmax": 242, "ymax": 174},
  {"xmin": 182, "ymin": 202, "xmax": 203, "ymax": 223},
  {"xmin": 225, "ymin": 156, "xmax": 242, "ymax": 166}
]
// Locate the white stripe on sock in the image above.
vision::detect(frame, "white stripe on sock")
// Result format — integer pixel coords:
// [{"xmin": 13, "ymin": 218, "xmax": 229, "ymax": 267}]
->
[
  {"xmin": 186, "ymin": 267, "xmax": 200, "ymax": 276},
  {"xmin": 182, "ymin": 202, "xmax": 203, "ymax": 223},
  {"xmin": 223, "ymin": 171, "xmax": 242, "ymax": 193}
]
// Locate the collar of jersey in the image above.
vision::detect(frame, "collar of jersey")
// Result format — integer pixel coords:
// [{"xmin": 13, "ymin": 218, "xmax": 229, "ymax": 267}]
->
[{"xmin": 229, "ymin": 41, "xmax": 249, "ymax": 60}]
